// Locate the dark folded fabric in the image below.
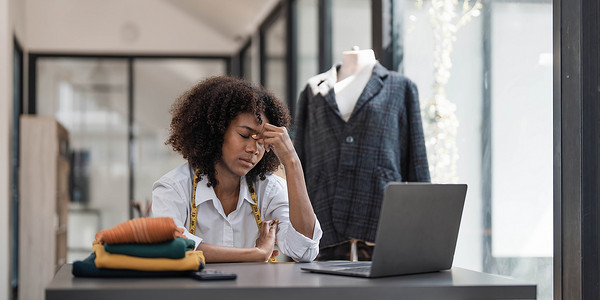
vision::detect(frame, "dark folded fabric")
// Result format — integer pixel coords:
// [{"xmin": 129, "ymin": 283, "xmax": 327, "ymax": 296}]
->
[
  {"xmin": 104, "ymin": 237, "xmax": 195, "ymax": 259},
  {"xmin": 72, "ymin": 253, "xmax": 197, "ymax": 278}
]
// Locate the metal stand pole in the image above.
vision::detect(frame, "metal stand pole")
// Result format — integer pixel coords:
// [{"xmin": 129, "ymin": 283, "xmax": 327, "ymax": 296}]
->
[{"xmin": 350, "ymin": 239, "xmax": 358, "ymax": 262}]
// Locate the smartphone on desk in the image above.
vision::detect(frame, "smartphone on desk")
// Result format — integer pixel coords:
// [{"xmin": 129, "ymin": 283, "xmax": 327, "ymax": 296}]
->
[{"xmin": 190, "ymin": 269, "xmax": 237, "ymax": 280}]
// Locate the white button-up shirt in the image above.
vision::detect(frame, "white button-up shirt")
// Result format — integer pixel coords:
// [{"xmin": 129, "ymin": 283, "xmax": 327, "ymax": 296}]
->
[{"xmin": 152, "ymin": 163, "xmax": 322, "ymax": 262}]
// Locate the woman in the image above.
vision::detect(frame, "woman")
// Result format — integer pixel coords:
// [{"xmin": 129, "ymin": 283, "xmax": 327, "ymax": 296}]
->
[{"xmin": 152, "ymin": 76, "xmax": 321, "ymax": 262}]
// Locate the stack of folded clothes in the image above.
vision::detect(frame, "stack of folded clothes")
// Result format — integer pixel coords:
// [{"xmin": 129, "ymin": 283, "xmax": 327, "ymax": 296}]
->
[{"xmin": 72, "ymin": 217, "xmax": 205, "ymax": 278}]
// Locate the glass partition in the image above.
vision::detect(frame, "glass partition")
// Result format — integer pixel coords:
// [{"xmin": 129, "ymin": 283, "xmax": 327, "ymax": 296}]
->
[
  {"xmin": 403, "ymin": 1, "xmax": 553, "ymax": 299},
  {"xmin": 332, "ymin": 0, "xmax": 372, "ymax": 65},
  {"xmin": 241, "ymin": 43, "xmax": 255, "ymax": 83},
  {"xmin": 132, "ymin": 58, "xmax": 227, "ymax": 214},
  {"xmin": 37, "ymin": 58, "xmax": 129, "ymax": 261},
  {"xmin": 295, "ymin": 0, "xmax": 319, "ymax": 105},
  {"xmin": 36, "ymin": 56, "xmax": 228, "ymax": 262},
  {"xmin": 489, "ymin": 2, "xmax": 553, "ymax": 298},
  {"xmin": 263, "ymin": 8, "xmax": 288, "ymax": 104}
]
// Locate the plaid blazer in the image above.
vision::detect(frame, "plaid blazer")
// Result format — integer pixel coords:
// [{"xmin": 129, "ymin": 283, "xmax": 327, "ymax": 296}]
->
[{"xmin": 294, "ymin": 62, "xmax": 430, "ymax": 248}]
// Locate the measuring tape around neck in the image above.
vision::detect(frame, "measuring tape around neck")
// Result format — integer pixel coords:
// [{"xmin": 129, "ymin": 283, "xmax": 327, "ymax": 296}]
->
[{"xmin": 190, "ymin": 169, "xmax": 277, "ymax": 262}]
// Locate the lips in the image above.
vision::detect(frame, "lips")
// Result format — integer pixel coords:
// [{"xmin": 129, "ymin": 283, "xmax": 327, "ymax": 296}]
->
[{"xmin": 239, "ymin": 157, "xmax": 255, "ymax": 167}]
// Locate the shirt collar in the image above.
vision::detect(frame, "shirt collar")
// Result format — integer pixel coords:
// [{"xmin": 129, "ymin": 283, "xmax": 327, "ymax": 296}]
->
[
  {"xmin": 193, "ymin": 176, "xmax": 217, "ymax": 206},
  {"xmin": 307, "ymin": 61, "xmax": 386, "ymax": 97},
  {"xmin": 239, "ymin": 176, "xmax": 257, "ymax": 205},
  {"xmin": 193, "ymin": 175, "xmax": 256, "ymax": 207},
  {"xmin": 307, "ymin": 64, "xmax": 339, "ymax": 96}
]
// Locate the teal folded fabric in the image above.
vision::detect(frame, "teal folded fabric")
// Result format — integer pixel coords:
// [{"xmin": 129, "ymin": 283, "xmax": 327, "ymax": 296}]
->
[
  {"xmin": 104, "ymin": 237, "xmax": 195, "ymax": 259},
  {"xmin": 72, "ymin": 253, "xmax": 195, "ymax": 278}
]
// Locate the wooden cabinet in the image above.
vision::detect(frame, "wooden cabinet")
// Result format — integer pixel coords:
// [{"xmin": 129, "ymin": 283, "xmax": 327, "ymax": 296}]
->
[{"xmin": 19, "ymin": 116, "xmax": 70, "ymax": 300}]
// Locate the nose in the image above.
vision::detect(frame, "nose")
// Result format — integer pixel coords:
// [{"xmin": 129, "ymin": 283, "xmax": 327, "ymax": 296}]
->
[{"xmin": 246, "ymin": 139, "xmax": 264, "ymax": 155}]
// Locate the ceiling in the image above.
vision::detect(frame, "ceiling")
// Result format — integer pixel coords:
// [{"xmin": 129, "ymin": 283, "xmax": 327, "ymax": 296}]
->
[{"xmin": 163, "ymin": 0, "xmax": 280, "ymax": 49}]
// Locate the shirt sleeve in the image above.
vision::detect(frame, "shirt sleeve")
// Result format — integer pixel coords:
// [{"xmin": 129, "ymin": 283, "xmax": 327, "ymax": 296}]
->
[
  {"xmin": 262, "ymin": 178, "xmax": 322, "ymax": 262},
  {"xmin": 151, "ymin": 177, "xmax": 203, "ymax": 249}
]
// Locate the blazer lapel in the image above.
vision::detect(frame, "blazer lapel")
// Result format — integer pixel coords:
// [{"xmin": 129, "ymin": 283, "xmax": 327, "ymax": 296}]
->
[
  {"xmin": 308, "ymin": 66, "xmax": 344, "ymax": 119},
  {"xmin": 349, "ymin": 62, "xmax": 388, "ymax": 120},
  {"xmin": 322, "ymin": 88, "xmax": 344, "ymax": 120}
]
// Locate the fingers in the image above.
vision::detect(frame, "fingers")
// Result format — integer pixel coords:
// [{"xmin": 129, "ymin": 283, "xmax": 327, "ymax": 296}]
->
[
  {"xmin": 271, "ymin": 250, "xmax": 280, "ymax": 258},
  {"xmin": 260, "ymin": 219, "xmax": 279, "ymax": 235},
  {"xmin": 263, "ymin": 123, "xmax": 285, "ymax": 131},
  {"xmin": 261, "ymin": 123, "xmax": 288, "ymax": 138},
  {"xmin": 256, "ymin": 219, "xmax": 279, "ymax": 262},
  {"xmin": 252, "ymin": 124, "xmax": 287, "ymax": 153},
  {"xmin": 260, "ymin": 220, "xmax": 272, "ymax": 234},
  {"xmin": 261, "ymin": 124, "xmax": 291, "ymax": 155}
]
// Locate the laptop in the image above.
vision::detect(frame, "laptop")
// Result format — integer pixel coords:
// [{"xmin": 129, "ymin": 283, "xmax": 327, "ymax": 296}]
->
[{"xmin": 301, "ymin": 182, "xmax": 467, "ymax": 278}]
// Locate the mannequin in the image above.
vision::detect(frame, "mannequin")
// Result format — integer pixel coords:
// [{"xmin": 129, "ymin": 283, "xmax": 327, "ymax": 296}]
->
[
  {"xmin": 334, "ymin": 47, "xmax": 377, "ymax": 121},
  {"xmin": 334, "ymin": 47, "xmax": 378, "ymax": 258},
  {"xmin": 337, "ymin": 46, "xmax": 377, "ymax": 81},
  {"xmin": 294, "ymin": 47, "xmax": 430, "ymax": 261}
]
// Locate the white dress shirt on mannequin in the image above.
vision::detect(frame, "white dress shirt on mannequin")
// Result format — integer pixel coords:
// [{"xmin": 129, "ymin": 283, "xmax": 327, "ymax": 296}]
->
[{"xmin": 334, "ymin": 47, "xmax": 377, "ymax": 121}]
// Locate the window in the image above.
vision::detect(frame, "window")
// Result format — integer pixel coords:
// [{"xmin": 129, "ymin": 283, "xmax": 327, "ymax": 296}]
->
[
  {"xmin": 403, "ymin": 1, "xmax": 553, "ymax": 299},
  {"xmin": 295, "ymin": 0, "xmax": 319, "ymax": 102},
  {"xmin": 34, "ymin": 56, "xmax": 228, "ymax": 262},
  {"xmin": 132, "ymin": 58, "xmax": 227, "ymax": 213},
  {"xmin": 262, "ymin": 6, "xmax": 288, "ymax": 104},
  {"xmin": 332, "ymin": 0, "xmax": 372, "ymax": 64}
]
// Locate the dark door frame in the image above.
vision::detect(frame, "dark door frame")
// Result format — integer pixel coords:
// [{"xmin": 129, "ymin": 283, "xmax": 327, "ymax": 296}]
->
[{"xmin": 554, "ymin": 0, "xmax": 600, "ymax": 298}]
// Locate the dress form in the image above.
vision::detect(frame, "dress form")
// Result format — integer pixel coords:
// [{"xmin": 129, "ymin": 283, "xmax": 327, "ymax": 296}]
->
[{"xmin": 334, "ymin": 47, "xmax": 377, "ymax": 121}]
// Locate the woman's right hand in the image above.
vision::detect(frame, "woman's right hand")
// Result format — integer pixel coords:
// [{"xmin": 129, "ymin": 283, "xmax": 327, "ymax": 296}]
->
[{"xmin": 255, "ymin": 219, "xmax": 279, "ymax": 261}]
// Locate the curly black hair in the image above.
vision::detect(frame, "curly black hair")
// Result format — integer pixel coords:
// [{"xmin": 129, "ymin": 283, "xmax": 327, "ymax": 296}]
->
[{"xmin": 166, "ymin": 76, "xmax": 291, "ymax": 187}]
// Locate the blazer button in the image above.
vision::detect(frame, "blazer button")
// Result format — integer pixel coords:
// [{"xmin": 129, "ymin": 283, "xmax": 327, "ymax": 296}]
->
[{"xmin": 345, "ymin": 136, "xmax": 354, "ymax": 144}]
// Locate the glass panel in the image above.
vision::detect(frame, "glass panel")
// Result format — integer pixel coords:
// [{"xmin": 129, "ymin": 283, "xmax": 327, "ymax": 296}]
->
[
  {"xmin": 489, "ymin": 2, "xmax": 553, "ymax": 299},
  {"xmin": 332, "ymin": 0, "xmax": 372, "ymax": 65},
  {"xmin": 242, "ymin": 45, "xmax": 255, "ymax": 82},
  {"xmin": 37, "ymin": 58, "xmax": 129, "ymax": 262},
  {"xmin": 264, "ymin": 11, "xmax": 287, "ymax": 104},
  {"xmin": 296, "ymin": 0, "xmax": 319, "ymax": 103},
  {"xmin": 491, "ymin": 1, "xmax": 553, "ymax": 258},
  {"xmin": 242, "ymin": 36, "xmax": 262, "ymax": 85},
  {"xmin": 403, "ymin": 1, "xmax": 552, "ymax": 299},
  {"xmin": 404, "ymin": 0, "xmax": 484, "ymax": 270},
  {"xmin": 132, "ymin": 58, "xmax": 227, "ymax": 216}
]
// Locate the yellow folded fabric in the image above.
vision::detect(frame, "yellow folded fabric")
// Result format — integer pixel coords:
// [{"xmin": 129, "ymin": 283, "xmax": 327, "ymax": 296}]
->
[{"xmin": 93, "ymin": 242, "xmax": 204, "ymax": 271}]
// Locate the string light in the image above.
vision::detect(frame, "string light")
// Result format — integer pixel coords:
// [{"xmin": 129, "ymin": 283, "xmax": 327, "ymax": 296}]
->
[{"xmin": 418, "ymin": 0, "xmax": 482, "ymax": 183}]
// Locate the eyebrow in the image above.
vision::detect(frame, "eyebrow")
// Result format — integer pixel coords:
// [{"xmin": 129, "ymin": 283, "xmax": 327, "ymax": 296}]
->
[{"xmin": 237, "ymin": 125, "xmax": 259, "ymax": 133}]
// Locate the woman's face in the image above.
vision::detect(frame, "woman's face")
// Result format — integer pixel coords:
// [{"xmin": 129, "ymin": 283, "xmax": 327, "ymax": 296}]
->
[{"xmin": 217, "ymin": 112, "xmax": 269, "ymax": 179}]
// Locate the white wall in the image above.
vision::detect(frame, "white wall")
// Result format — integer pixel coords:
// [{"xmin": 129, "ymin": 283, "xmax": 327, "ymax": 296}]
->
[
  {"xmin": 24, "ymin": 0, "xmax": 239, "ymax": 54},
  {"xmin": 12, "ymin": 0, "xmax": 25, "ymax": 45}
]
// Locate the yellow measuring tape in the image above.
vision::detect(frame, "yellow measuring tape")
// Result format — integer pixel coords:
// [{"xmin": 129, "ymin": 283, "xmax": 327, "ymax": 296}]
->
[{"xmin": 190, "ymin": 169, "xmax": 277, "ymax": 262}]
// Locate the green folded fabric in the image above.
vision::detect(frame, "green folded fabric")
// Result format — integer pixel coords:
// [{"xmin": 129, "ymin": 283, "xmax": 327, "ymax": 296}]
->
[{"xmin": 104, "ymin": 237, "xmax": 195, "ymax": 259}]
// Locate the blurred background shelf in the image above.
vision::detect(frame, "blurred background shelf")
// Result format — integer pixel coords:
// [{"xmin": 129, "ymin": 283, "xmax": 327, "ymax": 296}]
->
[{"xmin": 19, "ymin": 116, "xmax": 70, "ymax": 300}]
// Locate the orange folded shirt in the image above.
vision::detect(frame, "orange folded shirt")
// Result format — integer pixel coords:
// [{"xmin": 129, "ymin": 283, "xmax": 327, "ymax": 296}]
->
[{"xmin": 95, "ymin": 217, "xmax": 185, "ymax": 245}]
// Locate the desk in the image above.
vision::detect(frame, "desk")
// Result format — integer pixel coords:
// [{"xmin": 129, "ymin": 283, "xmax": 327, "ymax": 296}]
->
[{"xmin": 46, "ymin": 263, "xmax": 536, "ymax": 300}]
